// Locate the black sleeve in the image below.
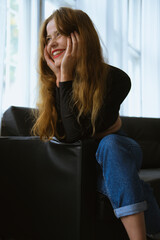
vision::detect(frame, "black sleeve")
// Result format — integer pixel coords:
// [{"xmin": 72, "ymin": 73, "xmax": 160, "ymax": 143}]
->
[
  {"xmin": 94, "ymin": 66, "xmax": 131, "ymax": 133},
  {"xmin": 108, "ymin": 66, "xmax": 131, "ymax": 106},
  {"xmin": 59, "ymin": 81, "xmax": 83, "ymax": 143}
]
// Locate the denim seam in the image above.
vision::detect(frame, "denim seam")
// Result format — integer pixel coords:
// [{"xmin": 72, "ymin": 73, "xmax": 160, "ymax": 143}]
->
[
  {"xmin": 96, "ymin": 148, "xmax": 117, "ymax": 208},
  {"xmin": 96, "ymin": 145, "xmax": 118, "ymax": 208},
  {"xmin": 102, "ymin": 172, "xmax": 117, "ymax": 208},
  {"xmin": 96, "ymin": 163, "xmax": 113, "ymax": 203}
]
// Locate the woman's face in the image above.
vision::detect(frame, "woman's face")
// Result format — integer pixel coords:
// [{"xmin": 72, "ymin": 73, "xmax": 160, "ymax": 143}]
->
[{"xmin": 45, "ymin": 18, "xmax": 67, "ymax": 67}]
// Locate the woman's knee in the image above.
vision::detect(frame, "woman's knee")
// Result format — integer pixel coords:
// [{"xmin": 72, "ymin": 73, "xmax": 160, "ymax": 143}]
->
[
  {"xmin": 96, "ymin": 134, "xmax": 126, "ymax": 157},
  {"xmin": 98, "ymin": 134, "xmax": 120, "ymax": 151},
  {"xmin": 96, "ymin": 134, "xmax": 122, "ymax": 165},
  {"xmin": 96, "ymin": 133, "xmax": 143, "ymax": 170}
]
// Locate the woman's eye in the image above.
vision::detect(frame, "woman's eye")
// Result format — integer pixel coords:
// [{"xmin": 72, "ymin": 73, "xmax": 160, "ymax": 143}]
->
[{"xmin": 46, "ymin": 37, "xmax": 51, "ymax": 43}]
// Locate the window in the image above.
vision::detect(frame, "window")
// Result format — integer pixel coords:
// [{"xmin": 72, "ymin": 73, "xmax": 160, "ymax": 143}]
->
[
  {"xmin": 127, "ymin": 0, "xmax": 142, "ymax": 116},
  {"xmin": 106, "ymin": 0, "xmax": 143, "ymax": 116},
  {"xmin": 1, "ymin": 0, "xmax": 34, "ymax": 115},
  {"xmin": 2, "ymin": 0, "xmax": 19, "ymax": 112},
  {"xmin": 106, "ymin": 0, "xmax": 160, "ymax": 117}
]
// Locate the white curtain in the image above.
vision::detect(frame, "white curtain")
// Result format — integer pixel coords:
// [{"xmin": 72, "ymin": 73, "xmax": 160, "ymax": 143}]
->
[
  {"xmin": 106, "ymin": 0, "xmax": 128, "ymax": 70},
  {"xmin": 76, "ymin": 0, "xmax": 160, "ymax": 118},
  {"xmin": 0, "ymin": 0, "xmax": 7, "ymax": 133},
  {"xmin": 14, "ymin": 0, "xmax": 31, "ymax": 107},
  {"xmin": 11, "ymin": 0, "xmax": 40, "ymax": 108},
  {"xmin": 0, "ymin": 0, "xmax": 40, "ymax": 118},
  {"xmin": 141, "ymin": 0, "xmax": 160, "ymax": 117},
  {"xmin": 105, "ymin": 0, "xmax": 132, "ymax": 117}
]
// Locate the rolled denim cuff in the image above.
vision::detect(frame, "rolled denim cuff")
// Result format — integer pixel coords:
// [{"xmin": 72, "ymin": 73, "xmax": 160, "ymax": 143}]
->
[{"xmin": 114, "ymin": 201, "xmax": 148, "ymax": 218}]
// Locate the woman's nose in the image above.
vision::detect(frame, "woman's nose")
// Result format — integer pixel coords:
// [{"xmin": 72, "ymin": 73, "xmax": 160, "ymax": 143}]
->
[{"xmin": 48, "ymin": 38, "xmax": 57, "ymax": 48}]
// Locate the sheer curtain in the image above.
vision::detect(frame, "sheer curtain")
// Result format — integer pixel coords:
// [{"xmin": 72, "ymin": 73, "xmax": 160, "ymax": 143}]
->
[
  {"xmin": 0, "ymin": 0, "xmax": 40, "ymax": 120},
  {"xmin": 9, "ymin": 0, "xmax": 40, "ymax": 109},
  {"xmin": 0, "ymin": 0, "xmax": 7, "ymax": 132},
  {"xmin": 141, "ymin": 0, "xmax": 160, "ymax": 117},
  {"xmin": 13, "ymin": 0, "xmax": 31, "ymax": 107},
  {"xmin": 109, "ymin": 0, "xmax": 160, "ymax": 118},
  {"xmin": 76, "ymin": 0, "xmax": 160, "ymax": 118}
]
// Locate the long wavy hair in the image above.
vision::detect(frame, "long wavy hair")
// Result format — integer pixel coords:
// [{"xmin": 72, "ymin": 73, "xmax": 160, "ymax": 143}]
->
[{"xmin": 32, "ymin": 7, "xmax": 109, "ymax": 140}]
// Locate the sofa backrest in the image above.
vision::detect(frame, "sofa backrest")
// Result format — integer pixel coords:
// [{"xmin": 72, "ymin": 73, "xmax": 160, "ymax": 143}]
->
[
  {"xmin": 121, "ymin": 116, "xmax": 160, "ymax": 169},
  {"xmin": 1, "ymin": 106, "xmax": 37, "ymax": 136},
  {"xmin": 1, "ymin": 106, "xmax": 160, "ymax": 169}
]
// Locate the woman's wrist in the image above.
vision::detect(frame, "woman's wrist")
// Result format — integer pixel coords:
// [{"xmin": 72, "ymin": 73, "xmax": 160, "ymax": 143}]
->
[{"xmin": 60, "ymin": 74, "xmax": 73, "ymax": 82}]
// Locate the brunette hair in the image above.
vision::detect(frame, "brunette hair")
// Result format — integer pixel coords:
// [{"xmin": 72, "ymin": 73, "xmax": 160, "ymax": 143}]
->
[{"xmin": 32, "ymin": 7, "xmax": 109, "ymax": 140}]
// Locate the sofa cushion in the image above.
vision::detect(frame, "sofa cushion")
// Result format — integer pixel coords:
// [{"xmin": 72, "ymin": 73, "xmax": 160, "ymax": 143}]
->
[
  {"xmin": 139, "ymin": 169, "xmax": 160, "ymax": 182},
  {"xmin": 121, "ymin": 117, "xmax": 160, "ymax": 169},
  {"xmin": 139, "ymin": 169, "xmax": 160, "ymax": 206}
]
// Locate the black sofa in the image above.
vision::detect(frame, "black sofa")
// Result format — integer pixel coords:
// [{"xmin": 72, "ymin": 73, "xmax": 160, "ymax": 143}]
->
[{"xmin": 0, "ymin": 106, "xmax": 160, "ymax": 240}]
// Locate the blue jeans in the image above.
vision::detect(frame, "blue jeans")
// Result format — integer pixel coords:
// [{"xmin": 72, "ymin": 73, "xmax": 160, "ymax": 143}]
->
[{"xmin": 96, "ymin": 131, "xmax": 160, "ymax": 235}]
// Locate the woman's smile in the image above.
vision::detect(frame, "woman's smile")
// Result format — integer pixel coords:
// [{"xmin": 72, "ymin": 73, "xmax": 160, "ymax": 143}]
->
[{"xmin": 52, "ymin": 49, "xmax": 65, "ymax": 59}]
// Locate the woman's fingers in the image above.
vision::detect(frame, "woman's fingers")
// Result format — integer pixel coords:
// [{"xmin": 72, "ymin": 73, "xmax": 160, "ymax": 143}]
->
[
  {"xmin": 66, "ymin": 36, "xmax": 72, "ymax": 54},
  {"xmin": 70, "ymin": 32, "xmax": 78, "ymax": 56},
  {"xmin": 73, "ymin": 31, "xmax": 81, "ymax": 59},
  {"xmin": 44, "ymin": 46, "xmax": 53, "ymax": 65},
  {"xmin": 65, "ymin": 32, "xmax": 80, "ymax": 57},
  {"xmin": 44, "ymin": 46, "xmax": 60, "ymax": 76},
  {"xmin": 61, "ymin": 32, "xmax": 81, "ymax": 80}
]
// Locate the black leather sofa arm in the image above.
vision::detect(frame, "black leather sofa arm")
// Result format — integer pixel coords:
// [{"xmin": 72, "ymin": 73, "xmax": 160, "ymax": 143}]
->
[{"xmin": 0, "ymin": 136, "xmax": 97, "ymax": 240}]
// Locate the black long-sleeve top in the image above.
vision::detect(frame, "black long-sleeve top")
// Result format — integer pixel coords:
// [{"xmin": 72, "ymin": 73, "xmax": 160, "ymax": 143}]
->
[{"xmin": 55, "ymin": 65, "xmax": 131, "ymax": 143}]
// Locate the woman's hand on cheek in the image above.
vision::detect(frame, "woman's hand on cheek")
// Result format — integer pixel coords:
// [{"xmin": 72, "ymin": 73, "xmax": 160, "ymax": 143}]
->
[
  {"xmin": 44, "ymin": 46, "xmax": 61, "ymax": 80},
  {"xmin": 61, "ymin": 32, "xmax": 81, "ymax": 81},
  {"xmin": 73, "ymin": 31, "xmax": 81, "ymax": 61}
]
